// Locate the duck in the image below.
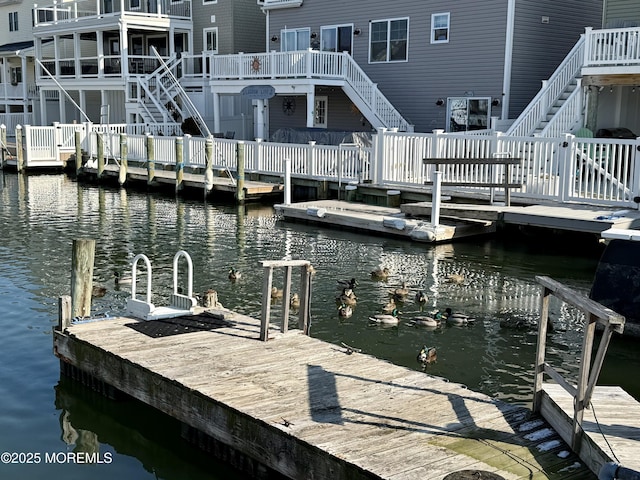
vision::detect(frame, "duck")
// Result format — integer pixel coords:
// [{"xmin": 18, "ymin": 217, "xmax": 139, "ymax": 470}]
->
[
  {"xmin": 417, "ymin": 346, "xmax": 437, "ymax": 366},
  {"xmin": 446, "ymin": 309, "xmax": 476, "ymax": 326},
  {"xmin": 381, "ymin": 297, "xmax": 396, "ymax": 314},
  {"xmin": 370, "ymin": 266, "xmax": 390, "ymax": 281},
  {"xmin": 392, "ymin": 281, "xmax": 409, "ymax": 301},
  {"xmin": 336, "ymin": 287, "xmax": 357, "ymax": 306},
  {"xmin": 228, "ymin": 267, "xmax": 241, "ymax": 282},
  {"xmin": 414, "ymin": 290, "xmax": 428, "ymax": 306},
  {"xmin": 271, "ymin": 286, "xmax": 284, "ymax": 299},
  {"xmin": 338, "ymin": 303, "xmax": 353, "ymax": 318},
  {"xmin": 114, "ymin": 270, "xmax": 133, "ymax": 286},
  {"xmin": 446, "ymin": 274, "xmax": 466, "ymax": 285},
  {"xmin": 408, "ymin": 316, "xmax": 441, "ymax": 329},
  {"xmin": 369, "ymin": 309, "xmax": 399, "ymax": 325},
  {"xmin": 290, "ymin": 293, "xmax": 300, "ymax": 309},
  {"xmin": 337, "ymin": 278, "xmax": 357, "ymax": 290},
  {"xmin": 307, "ymin": 265, "xmax": 317, "ymax": 276},
  {"xmin": 92, "ymin": 284, "xmax": 107, "ymax": 298}
]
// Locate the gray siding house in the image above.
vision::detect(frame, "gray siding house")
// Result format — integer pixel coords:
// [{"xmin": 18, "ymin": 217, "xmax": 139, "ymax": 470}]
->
[{"xmin": 258, "ymin": 0, "xmax": 602, "ymax": 135}]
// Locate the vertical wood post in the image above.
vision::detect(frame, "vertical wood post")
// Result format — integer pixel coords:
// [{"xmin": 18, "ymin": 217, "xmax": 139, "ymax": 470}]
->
[
  {"xmin": 146, "ymin": 133, "xmax": 155, "ymax": 185},
  {"xmin": 75, "ymin": 129, "xmax": 83, "ymax": 174},
  {"xmin": 572, "ymin": 313, "xmax": 596, "ymax": 451},
  {"xmin": 0, "ymin": 124, "xmax": 6, "ymax": 168},
  {"xmin": 532, "ymin": 285, "xmax": 551, "ymax": 413},
  {"xmin": 236, "ymin": 140, "xmax": 245, "ymax": 202},
  {"xmin": 97, "ymin": 132, "xmax": 105, "ymax": 178},
  {"xmin": 204, "ymin": 135, "xmax": 214, "ymax": 194},
  {"xmin": 284, "ymin": 157, "xmax": 291, "ymax": 205},
  {"xmin": 118, "ymin": 133, "xmax": 128, "ymax": 186},
  {"xmin": 71, "ymin": 238, "xmax": 96, "ymax": 319},
  {"xmin": 298, "ymin": 265, "xmax": 311, "ymax": 334},
  {"xmin": 281, "ymin": 266, "xmax": 292, "ymax": 333},
  {"xmin": 175, "ymin": 136, "xmax": 184, "ymax": 193},
  {"xmin": 16, "ymin": 125, "xmax": 24, "ymax": 173},
  {"xmin": 58, "ymin": 295, "xmax": 72, "ymax": 331},
  {"xmin": 259, "ymin": 265, "xmax": 274, "ymax": 341}
]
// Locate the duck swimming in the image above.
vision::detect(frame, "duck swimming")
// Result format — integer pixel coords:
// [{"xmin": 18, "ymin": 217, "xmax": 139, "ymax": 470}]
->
[
  {"xmin": 392, "ymin": 281, "xmax": 409, "ymax": 301},
  {"xmin": 336, "ymin": 288, "xmax": 357, "ymax": 306},
  {"xmin": 271, "ymin": 286, "xmax": 284, "ymax": 299},
  {"xmin": 337, "ymin": 278, "xmax": 358, "ymax": 290},
  {"xmin": 446, "ymin": 309, "xmax": 475, "ymax": 326},
  {"xmin": 92, "ymin": 285, "xmax": 107, "ymax": 298},
  {"xmin": 414, "ymin": 290, "xmax": 428, "ymax": 306},
  {"xmin": 338, "ymin": 303, "xmax": 353, "ymax": 318},
  {"xmin": 290, "ymin": 293, "xmax": 300, "ymax": 309},
  {"xmin": 417, "ymin": 346, "xmax": 437, "ymax": 366},
  {"xmin": 228, "ymin": 267, "xmax": 241, "ymax": 282},
  {"xmin": 381, "ymin": 297, "xmax": 396, "ymax": 314},
  {"xmin": 409, "ymin": 316, "xmax": 441, "ymax": 329},
  {"xmin": 370, "ymin": 266, "xmax": 390, "ymax": 281},
  {"xmin": 369, "ymin": 309, "xmax": 399, "ymax": 325},
  {"xmin": 114, "ymin": 270, "xmax": 133, "ymax": 286}
]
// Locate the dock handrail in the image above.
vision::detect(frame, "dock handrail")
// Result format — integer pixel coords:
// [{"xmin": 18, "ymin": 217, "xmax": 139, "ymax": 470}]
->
[{"xmin": 532, "ymin": 276, "xmax": 625, "ymax": 453}]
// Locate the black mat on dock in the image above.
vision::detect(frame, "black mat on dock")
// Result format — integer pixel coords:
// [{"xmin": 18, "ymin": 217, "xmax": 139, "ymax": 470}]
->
[{"xmin": 125, "ymin": 312, "xmax": 232, "ymax": 338}]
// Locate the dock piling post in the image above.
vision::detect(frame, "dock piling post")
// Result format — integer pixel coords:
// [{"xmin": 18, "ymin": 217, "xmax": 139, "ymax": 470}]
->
[
  {"xmin": 284, "ymin": 157, "xmax": 291, "ymax": 205},
  {"xmin": 0, "ymin": 124, "xmax": 6, "ymax": 168},
  {"xmin": 146, "ymin": 133, "xmax": 155, "ymax": 185},
  {"xmin": 97, "ymin": 132, "xmax": 105, "ymax": 178},
  {"xmin": 71, "ymin": 238, "xmax": 96, "ymax": 319},
  {"xmin": 118, "ymin": 133, "xmax": 128, "ymax": 186},
  {"xmin": 175, "ymin": 136, "xmax": 184, "ymax": 193},
  {"xmin": 75, "ymin": 129, "xmax": 83, "ymax": 175},
  {"xmin": 431, "ymin": 170, "xmax": 442, "ymax": 228},
  {"xmin": 236, "ymin": 141, "xmax": 245, "ymax": 202},
  {"xmin": 58, "ymin": 295, "xmax": 72, "ymax": 331},
  {"xmin": 204, "ymin": 135, "xmax": 214, "ymax": 194},
  {"xmin": 16, "ymin": 125, "xmax": 23, "ymax": 173}
]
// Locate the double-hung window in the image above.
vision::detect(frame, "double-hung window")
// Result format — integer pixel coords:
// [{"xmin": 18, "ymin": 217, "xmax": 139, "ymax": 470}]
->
[
  {"xmin": 369, "ymin": 18, "xmax": 408, "ymax": 63},
  {"xmin": 9, "ymin": 12, "xmax": 18, "ymax": 32},
  {"xmin": 204, "ymin": 28, "xmax": 218, "ymax": 53},
  {"xmin": 431, "ymin": 13, "xmax": 450, "ymax": 44}
]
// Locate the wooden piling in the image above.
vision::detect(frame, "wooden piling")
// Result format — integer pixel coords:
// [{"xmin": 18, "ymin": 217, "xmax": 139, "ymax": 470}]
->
[
  {"xmin": 236, "ymin": 141, "xmax": 245, "ymax": 202},
  {"xmin": 75, "ymin": 129, "xmax": 83, "ymax": 175},
  {"xmin": 0, "ymin": 124, "xmax": 6, "ymax": 168},
  {"xmin": 175, "ymin": 137, "xmax": 184, "ymax": 193},
  {"xmin": 118, "ymin": 134, "xmax": 128, "ymax": 186},
  {"xmin": 70, "ymin": 239, "xmax": 96, "ymax": 319},
  {"xmin": 16, "ymin": 125, "xmax": 24, "ymax": 173},
  {"xmin": 58, "ymin": 295, "xmax": 72, "ymax": 331},
  {"xmin": 97, "ymin": 132, "xmax": 105, "ymax": 178},
  {"xmin": 146, "ymin": 133, "xmax": 155, "ymax": 185},
  {"xmin": 204, "ymin": 135, "xmax": 214, "ymax": 194}
]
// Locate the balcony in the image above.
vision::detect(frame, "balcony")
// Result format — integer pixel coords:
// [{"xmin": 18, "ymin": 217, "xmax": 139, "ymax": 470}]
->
[
  {"xmin": 37, "ymin": 54, "xmax": 170, "ymax": 81},
  {"xmin": 258, "ymin": 0, "xmax": 303, "ymax": 10},
  {"xmin": 583, "ymin": 26, "xmax": 640, "ymax": 74},
  {"xmin": 33, "ymin": 0, "xmax": 191, "ymax": 29}
]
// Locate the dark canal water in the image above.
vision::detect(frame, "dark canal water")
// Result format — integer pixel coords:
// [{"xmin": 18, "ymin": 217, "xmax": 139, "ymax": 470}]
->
[{"xmin": 1, "ymin": 171, "xmax": 638, "ymax": 479}]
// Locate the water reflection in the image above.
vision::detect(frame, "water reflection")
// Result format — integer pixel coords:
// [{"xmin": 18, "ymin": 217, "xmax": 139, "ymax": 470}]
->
[{"xmin": 2, "ymin": 171, "xmax": 638, "ymax": 479}]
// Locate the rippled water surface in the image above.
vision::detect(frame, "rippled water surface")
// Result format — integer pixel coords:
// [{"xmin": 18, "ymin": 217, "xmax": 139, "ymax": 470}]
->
[{"xmin": 1, "ymin": 171, "xmax": 638, "ymax": 479}]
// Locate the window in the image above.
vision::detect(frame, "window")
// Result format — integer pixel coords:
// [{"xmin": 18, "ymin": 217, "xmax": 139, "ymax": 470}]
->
[
  {"xmin": 10, "ymin": 67, "xmax": 22, "ymax": 85},
  {"xmin": 369, "ymin": 18, "xmax": 408, "ymax": 63},
  {"xmin": 9, "ymin": 12, "xmax": 18, "ymax": 31},
  {"xmin": 202, "ymin": 0, "xmax": 217, "ymax": 3},
  {"xmin": 204, "ymin": 28, "xmax": 218, "ymax": 53},
  {"xmin": 314, "ymin": 96, "xmax": 328, "ymax": 128},
  {"xmin": 281, "ymin": 28, "xmax": 310, "ymax": 52},
  {"xmin": 431, "ymin": 13, "xmax": 450, "ymax": 44},
  {"xmin": 447, "ymin": 97, "xmax": 490, "ymax": 132},
  {"xmin": 320, "ymin": 25, "xmax": 353, "ymax": 54}
]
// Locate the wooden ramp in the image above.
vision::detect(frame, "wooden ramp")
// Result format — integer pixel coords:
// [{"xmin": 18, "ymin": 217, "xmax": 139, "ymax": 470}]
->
[
  {"xmin": 276, "ymin": 200, "xmax": 496, "ymax": 243},
  {"xmin": 54, "ymin": 307, "xmax": 596, "ymax": 480}
]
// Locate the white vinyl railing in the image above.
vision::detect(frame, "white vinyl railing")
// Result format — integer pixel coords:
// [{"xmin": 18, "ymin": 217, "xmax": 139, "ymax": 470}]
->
[
  {"xmin": 9, "ymin": 124, "xmax": 640, "ymax": 208},
  {"xmin": 584, "ymin": 26, "xmax": 640, "ymax": 66}
]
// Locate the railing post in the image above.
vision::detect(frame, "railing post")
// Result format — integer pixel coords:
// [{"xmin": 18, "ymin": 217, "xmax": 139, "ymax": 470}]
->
[
  {"xmin": 284, "ymin": 157, "xmax": 291, "ymax": 205},
  {"xmin": 632, "ymin": 138, "xmax": 640, "ymax": 205},
  {"xmin": 146, "ymin": 133, "xmax": 155, "ymax": 185},
  {"xmin": 118, "ymin": 133, "xmax": 127, "ymax": 185},
  {"xmin": 16, "ymin": 124, "xmax": 24, "ymax": 173},
  {"xmin": 175, "ymin": 136, "xmax": 184, "ymax": 193},
  {"xmin": 559, "ymin": 133, "xmax": 574, "ymax": 202},
  {"xmin": 372, "ymin": 127, "xmax": 386, "ymax": 185},
  {"xmin": 306, "ymin": 48, "xmax": 313, "ymax": 78},
  {"xmin": 75, "ymin": 129, "xmax": 83, "ymax": 175},
  {"xmin": 307, "ymin": 141, "xmax": 316, "ymax": 177},
  {"xmin": 583, "ymin": 28, "xmax": 593, "ymax": 66},
  {"xmin": 97, "ymin": 131, "xmax": 105, "ymax": 178},
  {"xmin": 236, "ymin": 140, "xmax": 245, "ymax": 202}
]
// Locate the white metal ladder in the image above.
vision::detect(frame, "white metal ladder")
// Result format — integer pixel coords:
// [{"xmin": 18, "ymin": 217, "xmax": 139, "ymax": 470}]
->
[{"xmin": 126, "ymin": 250, "xmax": 198, "ymax": 320}]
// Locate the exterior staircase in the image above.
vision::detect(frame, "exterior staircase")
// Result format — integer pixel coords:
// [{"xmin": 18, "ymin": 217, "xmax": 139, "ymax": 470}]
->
[{"xmin": 507, "ymin": 35, "xmax": 586, "ymax": 137}]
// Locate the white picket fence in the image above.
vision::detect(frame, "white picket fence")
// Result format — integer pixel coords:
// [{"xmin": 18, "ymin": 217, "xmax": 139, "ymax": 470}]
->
[{"xmin": 5, "ymin": 123, "xmax": 640, "ymax": 208}]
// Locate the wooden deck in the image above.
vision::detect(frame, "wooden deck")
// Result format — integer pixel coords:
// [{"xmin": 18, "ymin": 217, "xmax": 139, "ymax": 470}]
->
[
  {"xmin": 54, "ymin": 306, "xmax": 598, "ymax": 480},
  {"xmin": 276, "ymin": 200, "xmax": 496, "ymax": 243},
  {"xmin": 541, "ymin": 383, "xmax": 640, "ymax": 476}
]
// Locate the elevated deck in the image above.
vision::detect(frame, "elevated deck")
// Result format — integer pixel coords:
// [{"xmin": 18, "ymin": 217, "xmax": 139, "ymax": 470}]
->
[{"xmin": 53, "ymin": 306, "xmax": 597, "ymax": 479}]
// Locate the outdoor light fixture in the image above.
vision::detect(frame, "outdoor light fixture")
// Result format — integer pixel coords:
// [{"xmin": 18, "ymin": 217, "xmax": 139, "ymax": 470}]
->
[
  {"xmin": 435, "ymin": 98, "xmax": 445, "ymax": 106},
  {"xmin": 491, "ymin": 98, "xmax": 501, "ymax": 106},
  {"xmin": 271, "ymin": 35, "xmax": 278, "ymax": 42},
  {"xmin": 310, "ymin": 32, "xmax": 317, "ymax": 39},
  {"xmin": 354, "ymin": 28, "xmax": 361, "ymax": 36}
]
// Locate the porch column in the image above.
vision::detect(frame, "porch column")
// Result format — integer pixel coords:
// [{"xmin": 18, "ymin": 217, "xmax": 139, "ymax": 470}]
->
[
  {"xmin": 20, "ymin": 54, "xmax": 28, "ymax": 104},
  {"xmin": 97, "ymin": 31, "xmax": 104, "ymax": 78},
  {"xmin": 212, "ymin": 91, "xmax": 221, "ymax": 134},
  {"xmin": 255, "ymin": 99, "xmax": 266, "ymax": 140},
  {"xmin": 79, "ymin": 90, "xmax": 87, "ymax": 123},
  {"xmin": 39, "ymin": 89, "xmax": 46, "ymax": 126},
  {"xmin": 74, "ymin": 32, "xmax": 81, "ymax": 79},
  {"xmin": 584, "ymin": 85, "xmax": 599, "ymax": 132},
  {"xmin": 59, "ymin": 92, "xmax": 66, "ymax": 123},
  {"xmin": 120, "ymin": 22, "xmax": 129, "ymax": 76},
  {"xmin": 306, "ymin": 90, "xmax": 315, "ymax": 128}
]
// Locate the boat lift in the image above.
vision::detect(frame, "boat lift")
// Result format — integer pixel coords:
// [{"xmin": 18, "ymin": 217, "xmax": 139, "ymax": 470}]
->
[{"xmin": 126, "ymin": 250, "xmax": 198, "ymax": 320}]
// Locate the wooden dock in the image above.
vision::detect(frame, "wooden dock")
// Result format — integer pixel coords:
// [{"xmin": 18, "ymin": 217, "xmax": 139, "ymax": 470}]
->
[
  {"xmin": 54, "ymin": 305, "xmax": 599, "ymax": 480},
  {"xmin": 275, "ymin": 200, "xmax": 496, "ymax": 243}
]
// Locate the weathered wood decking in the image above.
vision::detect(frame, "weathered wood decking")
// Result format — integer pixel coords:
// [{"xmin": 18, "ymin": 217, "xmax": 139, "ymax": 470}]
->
[{"xmin": 54, "ymin": 307, "xmax": 597, "ymax": 480}]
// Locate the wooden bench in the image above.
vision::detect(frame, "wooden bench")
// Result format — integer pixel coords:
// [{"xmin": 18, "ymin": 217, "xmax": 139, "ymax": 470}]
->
[{"xmin": 423, "ymin": 157, "xmax": 522, "ymax": 206}]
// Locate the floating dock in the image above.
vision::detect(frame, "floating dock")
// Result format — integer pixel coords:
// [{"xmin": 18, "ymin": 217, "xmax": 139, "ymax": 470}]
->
[{"xmin": 54, "ymin": 305, "xmax": 599, "ymax": 480}]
